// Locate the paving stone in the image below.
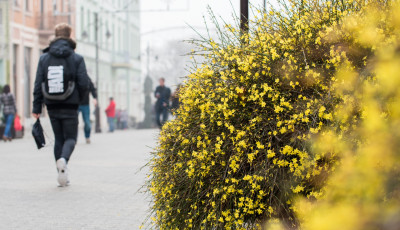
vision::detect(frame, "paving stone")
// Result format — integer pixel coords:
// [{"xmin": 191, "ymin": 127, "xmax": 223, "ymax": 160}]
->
[{"xmin": 0, "ymin": 126, "xmax": 159, "ymax": 230}]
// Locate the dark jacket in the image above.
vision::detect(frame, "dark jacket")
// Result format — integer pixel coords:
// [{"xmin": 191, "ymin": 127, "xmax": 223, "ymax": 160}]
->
[
  {"xmin": 32, "ymin": 38, "xmax": 89, "ymax": 114},
  {"xmin": 154, "ymin": 86, "xmax": 171, "ymax": 110},
  {"xmin": 80, "ymin": 78, "xmax": 97, "ymax": 105},
  {"xmin": 0, "ymin": 93, "xmax": 17, "ymax": 115}
]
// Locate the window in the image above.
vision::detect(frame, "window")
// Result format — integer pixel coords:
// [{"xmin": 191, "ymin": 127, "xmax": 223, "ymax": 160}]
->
[
  {"xmin": 25, "ymin": 0, "xmax": 30, "ymax": 11},
  {"xmin": 80, "ymin": 6, "xmax": 84, "ymax": 38},
  {"xmin": 112, "ymin": 21, "xmax": 115, "ymax": 51},
  {"xmin": 123, "ymin": 29, "xmax": 127, "ymax": 52},
  {"xmin": 24, "ymin": 47, "xmax": 32, "ymax": 118},
  {"xmin": 40, "ymin": 0, "xmax": 44, "ymax": 13},
  {"xmin": 131, "ymin": 32, "xmax": 135, "ymax": 55},
  {"xmin": 12, "ymin": 45, "xmax": 18, "ymax": 101},
  {"xmin": 93, "ymin": 12, "xmax": 97, "ymax": 42},
  {"xmin": 99, "ymin": 19, "xmax": 102, "ymax": 47},
  {"xmin": 118, "ymin": 27, "xmax": 121, "ymax": 52},
  {"xmin": 53, "ymin": 0, "xmax": 57, "ymax": 12},
  {"xmin": 39, "ymin": 0, "xmax": 45, "ymax": 29},
  {"xmin": 87, "ymin": 9, "xmax": 91, "ymax": 40},
  {"xmin": 105, "ymin": 21, "xmax": 110, "ymax": 50}
]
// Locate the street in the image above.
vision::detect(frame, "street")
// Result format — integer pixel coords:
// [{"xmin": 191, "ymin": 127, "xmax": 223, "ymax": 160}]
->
[{"xmin": 0, "ymin": 122, "xmax": 158, "ymax": 230}]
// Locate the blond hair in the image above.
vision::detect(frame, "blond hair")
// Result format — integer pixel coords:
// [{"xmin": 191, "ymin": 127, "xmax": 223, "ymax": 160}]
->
[{"xmin": 55, "ymin": 23, "xmax": 72, "ymax": 38}]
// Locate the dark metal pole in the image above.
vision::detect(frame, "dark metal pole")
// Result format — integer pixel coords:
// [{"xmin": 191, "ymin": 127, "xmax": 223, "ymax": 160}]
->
[
  {"xmin": 94, "ymin": 12, "xmax": 102, "ymax": 133},
  {"xmin": 240, "ymin": 0, "xmax": 249, "ymax": 34}
]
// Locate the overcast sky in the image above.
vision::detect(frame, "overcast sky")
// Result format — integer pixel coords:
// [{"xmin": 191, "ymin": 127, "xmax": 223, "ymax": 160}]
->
[
  {"xmin": 140, "ymin": 0, "xmax": 277, "ymax": 47},
  {"xmin": 139, "ymin": 0, "xmax": 279, "ymax": 85}
]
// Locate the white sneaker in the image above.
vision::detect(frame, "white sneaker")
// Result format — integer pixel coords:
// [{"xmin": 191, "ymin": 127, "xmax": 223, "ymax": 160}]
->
[{"xmin": 56, "ymin": 158, "xmax": 69, "ymax": 187}]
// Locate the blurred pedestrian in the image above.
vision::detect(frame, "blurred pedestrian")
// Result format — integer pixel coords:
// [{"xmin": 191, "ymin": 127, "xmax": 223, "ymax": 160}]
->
[
  {"xmin": 116, "ymin": 109, "xmax": 121, "ymax": 129},
  {"xmin": 78, "ymin": 77, "xmax": 97, "ymax": 144},
  {"xmin": 120, "ymin": 109, "xmax": 128, "ymax": 129},
  {"xmin": 154, "ymin": 78, "xmax": 171, "ymax": 128},
  {"xmin": 32, "ymin": 23, "xmax": 89, "ymax": 187},
  {"xmin": 0, "ymin": 85, "xmax": 17, "ymax": 142},
  {"xmin": 170, "ymin": 84, "xmax": 181, "ymax": 114},
  {"xmin": 105, "ymin": 97, "xmax": 116, "ymax": 132}
]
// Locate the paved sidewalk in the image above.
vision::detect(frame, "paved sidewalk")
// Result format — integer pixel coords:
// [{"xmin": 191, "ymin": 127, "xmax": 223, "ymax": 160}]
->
[{"xmin": 0, "ymin": 127, "xmax": 159, "ymax": 230}]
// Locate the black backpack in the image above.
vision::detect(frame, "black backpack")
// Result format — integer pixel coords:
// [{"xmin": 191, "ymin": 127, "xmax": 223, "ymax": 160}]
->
[{"xmin": 41, "ymin": 55, "xmax": 76, "ymax": 100}]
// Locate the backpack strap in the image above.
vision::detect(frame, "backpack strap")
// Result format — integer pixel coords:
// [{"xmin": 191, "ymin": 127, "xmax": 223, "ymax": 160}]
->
[
  {"xmin": 41, "ymin": 81, "xmax": 75, "ymax": 100},
  {"xmin": 42, "ymin": 54, "xmax": 77, "ymax": 100}
]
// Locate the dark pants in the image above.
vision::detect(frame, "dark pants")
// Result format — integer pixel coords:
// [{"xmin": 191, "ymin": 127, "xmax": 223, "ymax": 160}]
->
[
  {"xmin": 78, "ymin": 105, "xmax": 91, "ymax": 138},
  {"xmin": 3, "ymin": 114, "xmax": 15, "ymax": 138},
  {"xmin": 155, "ymin": 106, "xmax": 169, "ymax": 128},
  {"xmin": 49, "ymin": 110, "xmax": 79, "ymax": 163}
]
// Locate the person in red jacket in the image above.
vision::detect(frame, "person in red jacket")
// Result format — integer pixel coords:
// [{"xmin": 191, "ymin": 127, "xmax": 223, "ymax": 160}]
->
[{"xmin": 105, "ymin": 97, "xmax": 116, "ymax": 132}]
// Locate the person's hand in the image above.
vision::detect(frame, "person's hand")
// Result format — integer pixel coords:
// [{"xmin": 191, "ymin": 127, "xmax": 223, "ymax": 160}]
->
[
  {"xmin": 93, "ymin": 99, "xmax": 98, "ymax": 106},
  {"xmin": 32, "ymin": 113, "xmax": 40, "ymax": 119},
  {"xmin": 163, "ymin": 102, "xmax": 167, "ymax": 107}
]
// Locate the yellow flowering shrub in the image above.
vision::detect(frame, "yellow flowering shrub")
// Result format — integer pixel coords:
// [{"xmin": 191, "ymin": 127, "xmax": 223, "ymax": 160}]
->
[
  {"xmin": 147, "ymin": 0, "xmax": 390, "ymax": 229},
  {"xmin": 296, "ymin": 2, "xmax": 400, "ymax": 230}
]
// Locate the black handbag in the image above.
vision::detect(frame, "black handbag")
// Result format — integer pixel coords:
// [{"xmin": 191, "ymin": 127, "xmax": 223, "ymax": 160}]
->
[{"xmin": 32, "ymin": 119, "xmax": 46, "ymax": 149}]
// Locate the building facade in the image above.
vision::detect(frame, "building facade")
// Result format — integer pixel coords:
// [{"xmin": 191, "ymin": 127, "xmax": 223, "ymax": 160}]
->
[
  {"xmin": 0, "ymin": 0, "xmax": 10, "ymax": 87},
  {"xmin": 75, "ymin": 0, "xmax": 141, "ymax": 127},
  {"xmin": 1, "ymin": 0, "xmax": 141, "ymax": 130},
  {"xmin": 8, "ymin": 0, "xmax": 41, "ymax": 119},
  {"xmin": 0, "ymin": 0, "xmax": 76, "ymax": 120}
]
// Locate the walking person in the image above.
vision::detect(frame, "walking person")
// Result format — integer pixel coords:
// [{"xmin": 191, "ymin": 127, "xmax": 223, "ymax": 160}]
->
[
  {"xmin": 154, "ymin": 78, "xmax": 171, "ymax": 128},
  {"xmin": 170, "ymin": 84, "xmax": 181, "ymax": 114},
  {"xmin": 32, "ymin": 23, "xmax": 89, "ymax": 187},
  {"xmin": 0, "ymin": 85, "xmax": 17, "ymax": 141},
  {"xmin": 105, "ymin": 97, "xmax": 116, "ymax": 132},
  {"xmin": 120, "ymin": 109, "xmax": 129, "ymax": 129},
  {"xmin": 78, "ymin": 77, "xmax": 97, "ymax": 144}
]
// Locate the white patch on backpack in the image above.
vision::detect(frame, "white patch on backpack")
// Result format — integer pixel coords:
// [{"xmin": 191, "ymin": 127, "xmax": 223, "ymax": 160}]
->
[{"xmin": 48, "ymin": 66, "xmax": 64, "ymax": 93}]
